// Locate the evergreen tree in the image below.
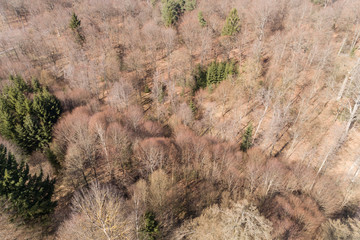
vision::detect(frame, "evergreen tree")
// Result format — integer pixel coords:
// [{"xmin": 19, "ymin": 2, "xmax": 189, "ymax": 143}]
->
[
  {"xmin": 69, "ymin": 13, "xmax": 85, "ymax": 44},
  {"xmin": 15, "ymin": 114, "xmax": 40, "ymax": 153},
  {"xmin": 33, "ymin": 87, "xmax": 62, "ymax": 127},
  {"xmin": 184, "ymin": 0, "xmax": 196, "ymax": 11},
  {"xmin": 141, "ymin": 211, "xmax": 159, "ymax": 240},
  {"xmin": 222, "ymin": 8, "xmax": 241, "ymax": 36},
  {"xmin": 162, "ymin": 0, "xmax": 183, "ymax": 27},
  {"xmin": 206, "ymin": 61, "xmax": 218, "ymax": 86},
  {"xmin": 69, "ymin": 13, "xmax": 81, "ymax": 30},
  {"xmin": 0, "ymin": 101, "xmax": 15, "ymax": 139},
  {"xmin": 0, "ymin": 145, "xmax": 56, "ymax": 221},
  {"xmin": 9, "ymin": 75, "xmax": 29, "ymax": 93},
  {"xmin": 217, "ymin": 62, "xmax": 226, "ymax": 84},
  {"xmin": 31, "ymin": 77, "xmax": 41, "ymax": 92},
  {"xmin": 192, "ymin": 64, "xmax": 207, "ymax": 92},
  {"xmin": 225, "ymin": 61, "xmax": 235, "ymax": 78},
  {"xmin": 198, "ymin": 11, "xmax": 207, "ymax": 27},
  {"xmin": 240, "ymin": 123, "xmax": 253, "ymax": 152},
  {"xmin": 0, "ymin": 76, "xmax": 61, "ymax": 153},
  {"xmin": 194, "ymin": 61, "xmax": 237, "ymax": 91}
]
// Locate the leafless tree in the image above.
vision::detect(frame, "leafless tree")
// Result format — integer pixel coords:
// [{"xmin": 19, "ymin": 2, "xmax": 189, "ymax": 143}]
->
[
  {"xmin": 135, "ymin": 138, "xmax": 170, "ymax": 174},
  {"xmin": 174, "ymin": 200, "xmax": 272, "ymax": 240},
  {"xmin": 131, "ymin": 179, "xmax": 147, "ymax": 239},
  {"xmin": 108, "ymin": 79, "xmax": 135, "ymax": 111},
  {"xmin": 57, "ymin": 182, "xmax": 132, "ymax": 240},
  {"xmin": 161, "ymin": 27, "xmax": 176, "ymax": 57}
]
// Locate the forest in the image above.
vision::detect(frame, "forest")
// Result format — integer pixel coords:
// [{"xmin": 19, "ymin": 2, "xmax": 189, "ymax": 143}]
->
[{"xmin": 0, "ymin": 0, "xmax": 360, "ymax": 239}]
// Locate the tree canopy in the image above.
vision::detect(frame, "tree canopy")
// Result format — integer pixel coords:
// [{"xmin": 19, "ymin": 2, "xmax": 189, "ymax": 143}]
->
[
  {"xmin": 222, "ymin": 8, "xmax": 241, "ymax": 36},
  {"xmin": 0, "ymin": 75, "xmax": 61, "ymax": 153},
  {"xmin": 0, "ymin": 145, "xmax": 56, "ymax": 221}
]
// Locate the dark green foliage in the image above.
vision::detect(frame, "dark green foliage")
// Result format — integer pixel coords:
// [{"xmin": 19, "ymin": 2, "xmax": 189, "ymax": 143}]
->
[
  {"xmin": 31, "ymin": 78, "xmax": 41, "ymax": 92},
  {"xmin": 240, "ymin": 123, "xmax": 253, "ymax": 152},
  {"xmin": 69, "ymin": 13, "xmax": 81, "ymax": 30},
  {"xmin": 222, "ymin": 8, "xmax": 241, "ymax": 36},
  {"xmin": 144, "ymin": 85, "xmax": 151, "ymax": 93},
  {"xmin": 192, "ymin": 64, "xmax": 207, "ymax": 92},
  {"xmin": 198, "ymin": 11, "xmax": 207, "ymax": 27},
  {"xmin": 0, "ymin": 145, "xmax": 56, "ymax": 222},
  {"xmin": 45, "ymin": 148, "xmax": 60, "ymax": 173},
  {"xmin": 162, "ymin": 0, "xmax": 183, "ymax": 27},
  {"xmin": 192, "ymin": 61, "xmax": 237, "ymax": 92},
  {"xmin": 189, "ymin": 99, "xmax": 197, "ymax": 114},
  {"xmin": 161, "ymin": 0, "xmax": 196, "ymax": 27},
  {"xmin": 206, "ymin": 61, "xmax": 236, "ymax": 86},
  {"xmin": 141, "ymin": 211, "xmax": 159, "ymax": 240},
  {"xmin": 69, "ymin": 13, "xmax": 85, "ymax": 44},
  {"xmin": 0, "ymin": 75, "xmax": 61, "ymax": 154}
]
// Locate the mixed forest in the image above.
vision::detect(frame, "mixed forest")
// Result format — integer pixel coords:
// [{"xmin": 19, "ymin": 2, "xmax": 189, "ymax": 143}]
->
[{"xmin": 1, "ymin": 0, "xmax": 360, "ymax": 239}]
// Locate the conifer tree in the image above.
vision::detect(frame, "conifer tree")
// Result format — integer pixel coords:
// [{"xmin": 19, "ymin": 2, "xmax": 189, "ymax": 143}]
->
[
  {"xmin": 217, "ymin": 62, "xmax": 226, "ymax": 83},
  {"xmin": 240, "ymin": 123, "xmax": 253, "ymax": 152},
  {"xmin": 31, "ymin": 78, "xmax": 41, "ymax": 92},
  {"xmin": 15, "ymin": 114, "xmax": 40, "ymax": 153},
  {"xmin": 198, "ymin": 11, "xmax": 207, "ymax": 27},
  {"xmin": 33, "ymin": 88, "xmax": 61, "ymax": 127},
  {"xmin": 141, "ymin": 211, "xmax": 159, "ymax": 240},
  {"xmin": 69, "ymin": 13, "xmax": 81, "ymax": 30},
  {"xmin": 222, "ymin": 8, "xmax": 241, "ymax": 36},
  {"xmin": 0, "ymin": 145, "xmax": 56, "ymax": 221},
  {"xmin": 206, "ymin": 61, "xmax": 218, "ymax": 86},
  {"xmin": 162, "ymin": 0, "xmax": 183, "ymax": 27},
  {"xmin": 0, "ymin": 76, "xmax": 61, "ymax": 153},
  {"xmin": 184, "ymin": 0, "xmax": 196, "ymax": 11},
  {"xmin": 225, "ymin": 61, "xmax": 235, "ymax": 78}
]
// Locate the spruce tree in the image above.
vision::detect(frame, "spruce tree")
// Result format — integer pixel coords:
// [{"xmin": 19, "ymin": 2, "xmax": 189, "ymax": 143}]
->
[
  {"xmin": 162, "ymin": 0, "xmax": 183, "ymax": 27},
  {"xmin": 192, "ymin": 64, "xmax": 207, "ymax": 91},
  {"xmin": 198, "ymin": 11, "xmax": 207, "ymax": 27},
  {"xmin": 0, "ymin": 145, "xmax": 56, "ymax": 221},
  {"xmin": 217, "ymin": 62, "xmax": 226, "ymax": 84},
  {"xmin": 240, "ymin": 123, "xmax": 253, "ymax": 152},
  {"xmin": 33, "ymin": 87, "xmax": 62, "ymax": 127},
  {"xmin": 69, "ymin": 13, "xmax": 81, "ymax": 30},
  {"xmin": 222, "ymin": 8, "xmax": 241, "ymax": 36},
  {"xmin": 225, "ymin": 61, "xmax": 235, "ymax": 78},
  {"xmin": 0, "ymin": 76, "xmax": 61, "ymax": 153},
  {"xmin": 206, "ymin": 61, "xmax": 218, "ymax": 85},
  {"xmin": 141, "ymin": 211, "xmax": 159, "ymax": 240}
]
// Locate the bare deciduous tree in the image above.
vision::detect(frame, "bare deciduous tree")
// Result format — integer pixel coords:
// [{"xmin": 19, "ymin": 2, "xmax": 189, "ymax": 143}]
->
[
  {"xmin": 108, "ymin": 79, "xmax": 135, "ymax": 111},
  {"xmin": 57, "ymin": 182, "xmax": 132, "ymax": 240},
  {"xmin": 174, "ymin": 200, "xmax": 272, "ymax": 240}
]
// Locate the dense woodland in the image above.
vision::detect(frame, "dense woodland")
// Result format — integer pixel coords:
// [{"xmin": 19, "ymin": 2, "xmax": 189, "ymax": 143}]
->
[{"xmin": 1, "ymin": 0, "xmax": 360, "ymax": 239}]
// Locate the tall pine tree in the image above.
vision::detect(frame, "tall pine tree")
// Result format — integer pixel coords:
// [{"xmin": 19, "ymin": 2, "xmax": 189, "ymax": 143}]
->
[
  {"xmin": 198, "ymin": 11, "xmax": 207, "ymax": 27},
  {"xmin": 0, "ymin": 145, "xmax": 56, "ymax": 221},
  {"xmin": 222, "ymin": 8, "xmax": 241, "ymax": 36},
  {"xmin": 69, "ymin": 13, "xmax": 81, "ymax": 30},
  {"xmin": 0, "ymin": 75, "xmax": 61, "ymax": 153},
  {"xmin": 240, "ymin": 123, "xmax": 253, "ymax": 152}
]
